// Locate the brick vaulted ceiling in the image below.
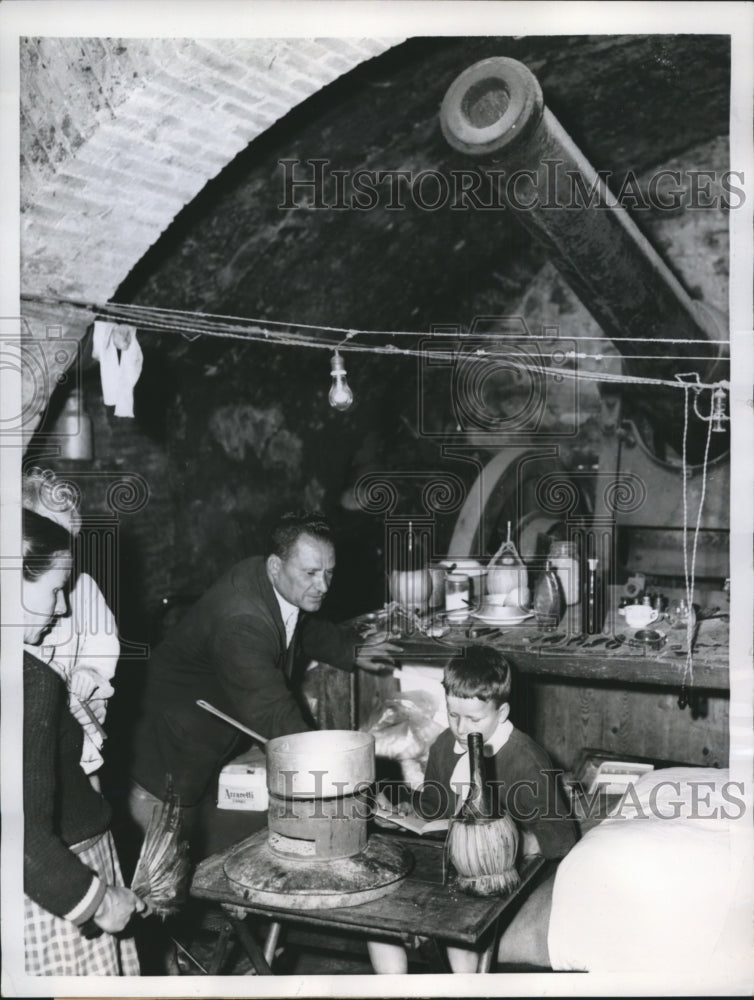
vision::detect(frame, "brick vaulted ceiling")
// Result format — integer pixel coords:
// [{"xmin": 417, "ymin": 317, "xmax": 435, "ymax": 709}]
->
[
  {"xmin": 19, "ymin": 35, "xmax": 404, "ymax": 434},
  {"xmin": 20, "ymin": 34, "xmax": 730, "ymax": 437}
]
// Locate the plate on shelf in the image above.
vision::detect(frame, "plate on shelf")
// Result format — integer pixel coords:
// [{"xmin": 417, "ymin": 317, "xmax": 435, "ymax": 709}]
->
[{"xmin": 471, "ymin": 608, "xmax": 535, "ymax": 625}]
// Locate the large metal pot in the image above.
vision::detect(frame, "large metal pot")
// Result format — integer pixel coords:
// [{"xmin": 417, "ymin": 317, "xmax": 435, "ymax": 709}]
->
[{"xmin": 266, "ymin": 729, "xmax": 375, "ymax": 799}]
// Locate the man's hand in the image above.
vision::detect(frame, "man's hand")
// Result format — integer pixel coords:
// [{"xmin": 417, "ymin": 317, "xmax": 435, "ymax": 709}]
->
[{"xmin": 354, "ymin": 640, "xmax": 402, "ymax": 674}]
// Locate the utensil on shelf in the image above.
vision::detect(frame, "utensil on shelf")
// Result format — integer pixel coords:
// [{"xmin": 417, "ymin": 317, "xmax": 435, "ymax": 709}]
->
[{"xmin": 196, "ymin": 700, "xmax": 268, "ymax": 745}]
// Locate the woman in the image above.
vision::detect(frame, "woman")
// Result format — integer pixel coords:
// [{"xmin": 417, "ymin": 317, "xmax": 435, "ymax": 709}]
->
[
  {"xmin": 22, "ymin": 507, "xmax": 144, "ymax": 975},
  {"xmin": 23, "ymin": 467, "xmax": 121, "ymax": 784}
]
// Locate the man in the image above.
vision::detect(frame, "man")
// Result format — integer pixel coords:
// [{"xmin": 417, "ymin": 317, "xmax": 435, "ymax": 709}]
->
[{"xmin": 127, "ymin": 510, "xmax": 398, "ymax": 836}]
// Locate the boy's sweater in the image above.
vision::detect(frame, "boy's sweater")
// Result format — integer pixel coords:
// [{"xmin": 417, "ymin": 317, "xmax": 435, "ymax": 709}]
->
[{"xmin": 415, "ymin": 724, "xmax": 578, "ymax": 859}]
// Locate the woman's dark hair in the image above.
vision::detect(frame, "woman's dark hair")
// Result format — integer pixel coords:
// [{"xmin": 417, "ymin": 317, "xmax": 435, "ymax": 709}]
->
[
  {"xmin": 22, "ymin": 507, "xmax": 73, "ymax": 581},
  {"xmin": 265, "ymin": 510, "xmax": 333, "ymax": 560},
  {"xmin": 443, "ymin": 645, "xmax": 513, "ymax": 708}
]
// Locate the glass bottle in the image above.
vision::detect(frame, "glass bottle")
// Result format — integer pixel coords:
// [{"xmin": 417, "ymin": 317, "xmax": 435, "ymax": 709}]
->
[
  {"xmin": 548, "ymin": 540, "xmax": 580, "ymax": 606},
  {"xmin": 533, "ymin": 561, "xmax": 565, "ymax": 628},
  {"xmin": 670, "ymin": 598, "xmax": 696, "ymax": 632},
  {"xmin": 583, "ymin": 557, "xmax": 603, "ymax": 635},
  {"xmin": 449, "ymin": 731, "xmax": 521, "ymax": 895},
  {"xmin": 459, "ymin": 732, "xmax": 492, "ymax": 820}
]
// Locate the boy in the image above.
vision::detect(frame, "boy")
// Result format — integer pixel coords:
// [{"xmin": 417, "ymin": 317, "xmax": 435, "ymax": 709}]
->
[{"xmin": 368, "ymin": 645, "xmax": 577, "ymax": 974}]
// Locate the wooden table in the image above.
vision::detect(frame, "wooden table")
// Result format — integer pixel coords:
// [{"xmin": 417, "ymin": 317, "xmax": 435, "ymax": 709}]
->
[{"xmin": 191, "ymin": 831, "xmax": 545, "ymax": 974}]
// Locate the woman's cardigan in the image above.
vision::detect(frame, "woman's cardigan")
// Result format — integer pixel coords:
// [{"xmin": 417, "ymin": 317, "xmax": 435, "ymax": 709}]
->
[{"xmin": 23, "ymin": 651, "xmax": 112, "ymax": 924}]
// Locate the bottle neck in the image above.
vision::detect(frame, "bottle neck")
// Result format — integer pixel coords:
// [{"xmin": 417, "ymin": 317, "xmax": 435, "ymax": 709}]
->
[
  {"xmin": 467, "ymin": 732, "xmax": 484, "ymax": 786},
  {"xmin": 462, "ymin": 732, "xmax": 489, "ymax": 818}
]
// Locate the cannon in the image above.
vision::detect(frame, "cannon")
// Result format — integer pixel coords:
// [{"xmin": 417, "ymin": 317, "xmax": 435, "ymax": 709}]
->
[{"xmin": 440, "ymin": 57, "xmax": 729, "ymax": 588}]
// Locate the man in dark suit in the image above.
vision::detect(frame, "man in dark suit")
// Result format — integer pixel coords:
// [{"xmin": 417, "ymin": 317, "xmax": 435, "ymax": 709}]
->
[{"xmin": 127, "ymin": 510, "xmax": 397, "ymax": 842}]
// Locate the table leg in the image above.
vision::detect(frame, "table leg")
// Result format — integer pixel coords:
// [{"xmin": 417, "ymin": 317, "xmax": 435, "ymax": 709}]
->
[
  {"xmin": 416, "ymin": 936, "xmax": 451, "ymax": 974},
  {"xmin": 207, "ymin": 921, "xmax": 233, "ymax": 975},
  {"xmin": 476, "ymin": 916, "xmax": 500, "ymax": 973},
  {"xmin": 222, "ymin": 912, "xmax": 273, "ymax": 975},
  {"xmin": 263, "ymin": 920, "xmax": 283, "ymax": 966}
]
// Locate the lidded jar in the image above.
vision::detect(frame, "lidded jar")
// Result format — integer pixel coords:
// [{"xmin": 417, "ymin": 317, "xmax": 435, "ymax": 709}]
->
[{"xmin": 388, "ymin": 523, "xmax": 431, "ymax": 612}]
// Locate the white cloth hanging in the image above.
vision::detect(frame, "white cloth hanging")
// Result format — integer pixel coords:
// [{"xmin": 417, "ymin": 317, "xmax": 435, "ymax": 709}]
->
[{"xmin": 92, "ymin": 321, "xmax": 143, "ymax": 418}]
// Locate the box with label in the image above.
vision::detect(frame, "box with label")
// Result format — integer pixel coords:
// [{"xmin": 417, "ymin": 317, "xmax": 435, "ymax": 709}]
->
[{"xmin": 217, "ymin": 759, "xmax": 269, "ymax": 811}]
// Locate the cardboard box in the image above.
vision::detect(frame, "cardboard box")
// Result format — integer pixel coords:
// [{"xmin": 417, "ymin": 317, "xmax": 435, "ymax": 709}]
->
[{"xmin": 217, "ymin": 761, "xmax": 268, "ymax": 811}]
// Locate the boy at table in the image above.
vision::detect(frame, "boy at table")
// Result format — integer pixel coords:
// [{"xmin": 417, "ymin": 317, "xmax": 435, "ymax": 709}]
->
[{"xmin": 368, "ymin": 645, "xmax": 578, "ymax": 974}]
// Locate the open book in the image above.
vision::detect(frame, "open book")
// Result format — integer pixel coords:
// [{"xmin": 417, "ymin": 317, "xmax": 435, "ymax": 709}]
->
[{"xmin": 373, "ymin": 806, "xmax": 450, "ymax": 836}]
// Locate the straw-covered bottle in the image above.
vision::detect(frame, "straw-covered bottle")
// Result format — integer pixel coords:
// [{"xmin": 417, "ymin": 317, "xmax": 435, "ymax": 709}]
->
[{"xmin": 446, "ymin": 732, "xmax": 520, "ymax": 896}]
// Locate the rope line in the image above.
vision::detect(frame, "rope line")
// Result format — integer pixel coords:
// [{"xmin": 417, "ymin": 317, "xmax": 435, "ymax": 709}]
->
[
  {"xmin": 20, "ymin": 292, "xmax": 730, "ymax": 392},
  {"xmin": 22, "ymin": 291, "xmax": 731, "ymax": 344}
]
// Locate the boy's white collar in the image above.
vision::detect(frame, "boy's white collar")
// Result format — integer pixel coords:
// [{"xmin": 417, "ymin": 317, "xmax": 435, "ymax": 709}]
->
[{"xmin": 453, "ymin": 718, "xmax": 514, "ymax": 756}]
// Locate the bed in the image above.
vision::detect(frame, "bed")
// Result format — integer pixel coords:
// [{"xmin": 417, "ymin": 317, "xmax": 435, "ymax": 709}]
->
[{"xmin": 547, "ymin": 766, "xmax": 751, "ymax": 974}]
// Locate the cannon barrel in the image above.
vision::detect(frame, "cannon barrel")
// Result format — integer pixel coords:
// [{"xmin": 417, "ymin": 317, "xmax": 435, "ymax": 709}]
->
[{"xmin": 440, "ymin": 57, "xmax": 728, "ymax": 459}]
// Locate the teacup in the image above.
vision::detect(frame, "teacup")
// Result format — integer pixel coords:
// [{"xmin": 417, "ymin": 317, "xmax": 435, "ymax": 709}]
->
[{"xmin": 623, "ymin": 604, "xmax": 660, "ymax": 629}]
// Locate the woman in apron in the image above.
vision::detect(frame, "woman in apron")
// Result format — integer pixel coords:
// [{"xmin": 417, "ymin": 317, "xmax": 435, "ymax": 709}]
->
[{"xmin": 22, "ymin": 507, "xmax": 144, "ymax": 975}]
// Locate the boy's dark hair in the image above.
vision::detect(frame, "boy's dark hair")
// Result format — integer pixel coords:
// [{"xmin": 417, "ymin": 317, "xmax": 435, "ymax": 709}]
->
[
  {"xmin": 442, "ymin": 645, "xmax": 513, "ymax": 708},
  {"xmin": 265, "ymin": 510, "xmax": 333, "ymax": 560}
]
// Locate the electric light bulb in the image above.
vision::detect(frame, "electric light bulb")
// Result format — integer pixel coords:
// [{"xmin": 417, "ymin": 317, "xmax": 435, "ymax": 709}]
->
[{"xmin": 328, "ymin": 350, "xmax": 354, "ymax": 411}]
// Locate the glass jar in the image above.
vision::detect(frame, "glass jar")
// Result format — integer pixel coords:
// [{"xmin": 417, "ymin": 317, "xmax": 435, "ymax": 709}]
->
[
  {"xmin": 445, "ymin": 573, "xmax": 471, "ymax": 611},
  {"xmin": 548, "ymin": 541, "xmax": 580, "ymax": 606}
]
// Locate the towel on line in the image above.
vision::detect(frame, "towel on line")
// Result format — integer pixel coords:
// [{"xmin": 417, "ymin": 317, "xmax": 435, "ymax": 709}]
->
[{"xmin": 92, "ymin": 320, "xmax": 143, "ymax": 417}]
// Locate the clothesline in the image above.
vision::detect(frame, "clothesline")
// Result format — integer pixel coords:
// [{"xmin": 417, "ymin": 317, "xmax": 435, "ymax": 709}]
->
[{"xmin": 21, "ymin": 292, "xmax": 730, "ymax": 393}]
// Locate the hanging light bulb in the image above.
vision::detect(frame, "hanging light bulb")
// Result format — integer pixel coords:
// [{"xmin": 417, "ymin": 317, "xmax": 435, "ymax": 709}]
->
[{"xmin": 328, "ymin": 350, "xmax": 354, "ymax": 411}]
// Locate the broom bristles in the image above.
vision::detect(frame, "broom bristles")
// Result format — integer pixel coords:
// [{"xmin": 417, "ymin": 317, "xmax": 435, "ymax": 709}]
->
[{"xmin": 131, "ymin": 779, "xmax": 191, "ymax": 918}]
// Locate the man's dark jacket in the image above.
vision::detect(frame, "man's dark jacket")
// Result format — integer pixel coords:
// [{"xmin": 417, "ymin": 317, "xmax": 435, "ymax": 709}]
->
[{"xmin": 129, "ymin": 556, "xmax": 356, "ymax": 805}]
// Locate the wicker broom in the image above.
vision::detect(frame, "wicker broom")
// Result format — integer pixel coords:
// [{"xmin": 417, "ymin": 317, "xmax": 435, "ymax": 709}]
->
[{"xmin": 131, "ymin": 781, "xmax": 191, "ymax": 918}]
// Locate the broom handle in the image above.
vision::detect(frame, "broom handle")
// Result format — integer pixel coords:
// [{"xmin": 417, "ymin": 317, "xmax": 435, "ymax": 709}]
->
[{"xmin": 196, "ymin": 700, "xmax": 268, "ymax": 745}]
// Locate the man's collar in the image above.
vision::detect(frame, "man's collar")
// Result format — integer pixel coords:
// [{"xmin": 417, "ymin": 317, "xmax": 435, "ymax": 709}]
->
[{"xmin": 272, "ymin": 586, "xmax": 299, "ymax": 625}]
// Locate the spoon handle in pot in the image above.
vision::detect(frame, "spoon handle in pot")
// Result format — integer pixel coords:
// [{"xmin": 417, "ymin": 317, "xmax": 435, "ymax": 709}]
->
[{"xmin": 196, "ymin": 699, "xmax": 268, "ymax": 745}]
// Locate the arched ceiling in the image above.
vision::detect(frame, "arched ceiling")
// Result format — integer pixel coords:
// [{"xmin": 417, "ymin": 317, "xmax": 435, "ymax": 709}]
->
[
  {"xmin": 21, "ymin": 34, "xmax": 730, "ymax": 449},
  {"xmin": 20, "ymin": 35, "xmax": 404, "ymax": 434},
  {"xmin": 117, "ymin": 34, "xmax": 730, "ymax": 335}
]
